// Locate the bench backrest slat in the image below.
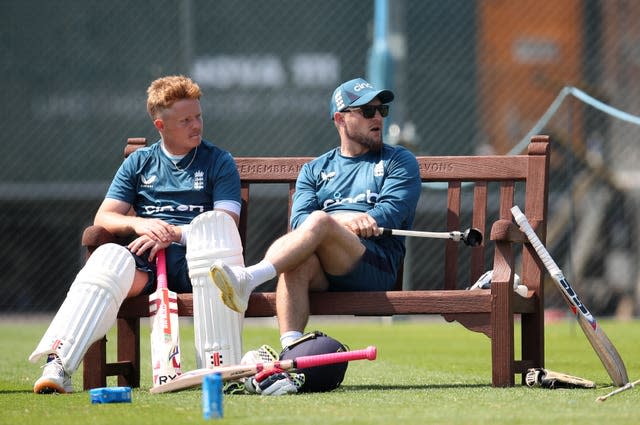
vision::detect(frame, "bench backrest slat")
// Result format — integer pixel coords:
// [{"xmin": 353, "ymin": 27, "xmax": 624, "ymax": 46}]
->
[
  {"xmin": 235, "ymin": 157, "xmax": 313, "ymax": 182},
  {"xmin": 520, "ymin": 136, "xmax": 551, "ymax": 298},
  {"xmin": 499, "ymin": 181, "xmax": 516, "ymax": 219},
  {"xmin": 444, "ymin": 181, "xmax": 461, "ymax": 290},
  {"xmin": 417, "ymin": 156, "xmax": 529, "ymax": 181},
  {"xmin": 471, "ymin": 181, "xmax": 488, "ymax": 284}
]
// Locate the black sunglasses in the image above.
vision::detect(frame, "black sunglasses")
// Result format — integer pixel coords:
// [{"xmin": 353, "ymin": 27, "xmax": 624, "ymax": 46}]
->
[{"xmin": 344, "ymin": 104, "xmax": 389, "ymax": 119}]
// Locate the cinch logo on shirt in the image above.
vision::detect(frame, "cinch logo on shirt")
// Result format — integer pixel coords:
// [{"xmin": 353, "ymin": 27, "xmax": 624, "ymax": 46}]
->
[
  {"xmin": 323, "ymin": 189, "xmax": 379, "ymax": 209},
  {"xmin": 142, "ymin": 204, "xmax": 205, "ymax": 215}
]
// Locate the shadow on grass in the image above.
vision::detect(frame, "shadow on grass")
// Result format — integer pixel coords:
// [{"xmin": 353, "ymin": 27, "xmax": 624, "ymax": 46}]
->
[
  {"xmin": 343, "ymin": 383, "xmax": 491, "ymax": 391},
  {"xmin": 0, "ymin": 389, "xmax": 37, "ymax": 395}
]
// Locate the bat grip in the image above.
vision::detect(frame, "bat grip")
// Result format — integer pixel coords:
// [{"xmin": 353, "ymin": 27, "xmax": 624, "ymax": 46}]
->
[
  {"xmin": 156, "ymin": 249, "xmax": 168, "ymax": 289},
  {"xmin": 379, "ymin": 228, "xmax": 392, "ymax": 237},
  {"xmin": 510, "ymin": 206, "xmax": 560, "ymax": 276},
  {"xmin": 512, "ymin": 206, "xmax": 597, "ymax": 324},
  {"xmin": 449, "ymin": 231, "xmax": 462, "ymax": 242},
  {"xmin": 294, "ymin": 346, "xmax": 377, "ymax": 369}
]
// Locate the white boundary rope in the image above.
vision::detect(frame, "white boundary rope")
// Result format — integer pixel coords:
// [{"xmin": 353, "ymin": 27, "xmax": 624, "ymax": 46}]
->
[
  {"xmin": 420, "ymin": 85, "xmax": 640, "ymax": 191},
  {"xmin": 510, "ymin": 86, "xmax": 640, "ymax": 155}
]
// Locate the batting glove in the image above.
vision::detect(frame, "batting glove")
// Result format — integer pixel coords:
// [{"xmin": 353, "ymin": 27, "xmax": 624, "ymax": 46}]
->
[
  {"xmin": 240, "ymin": 344, "xmax": 306, "ymax": 395},
  {"xmin": 223, "ymin": 380, "xmax": 246, "ymax": 395},
  {"xmin": 241, "ymin": 345, "xmax": 280, "ymax": 394},
  {"xmin": 525, "ymin": 368, "xmax": 595, "ymax": 389},
  {"xmin": 241, "ymin": 344, "xmax": 280, "ymax": 365},
  {"xmin": 247, "ymin": 367, "xmax": 305, "ymax": 396},
  {"xmin": 258, "ymin": 371, "xmax": 303, "ymax": 396}
]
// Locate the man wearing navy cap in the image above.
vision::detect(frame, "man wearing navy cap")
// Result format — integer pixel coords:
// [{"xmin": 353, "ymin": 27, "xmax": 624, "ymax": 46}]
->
[{"xmin": 211, "ymin": 77, "xmax": 421, "ymax": 346}]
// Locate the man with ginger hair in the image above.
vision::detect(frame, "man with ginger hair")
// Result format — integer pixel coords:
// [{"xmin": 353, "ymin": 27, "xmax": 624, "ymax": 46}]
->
[{"xmin": 30, "ymin": 75, "xmax": 241, "ymax": 393}]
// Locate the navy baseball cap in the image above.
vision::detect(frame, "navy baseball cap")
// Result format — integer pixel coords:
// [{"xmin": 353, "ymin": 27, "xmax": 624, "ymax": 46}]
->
[{"xmin": 330, "ymin": 78, "xmax": 394, "ymax": 119}]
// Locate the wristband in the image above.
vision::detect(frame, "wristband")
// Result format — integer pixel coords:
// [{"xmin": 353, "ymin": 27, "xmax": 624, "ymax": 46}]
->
[{"xmin": 179, "ymin": 224, "xmax": 191, "ymax": 246}]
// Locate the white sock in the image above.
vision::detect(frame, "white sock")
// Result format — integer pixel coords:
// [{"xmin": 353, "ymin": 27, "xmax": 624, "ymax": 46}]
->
[
  {"xmin": 246, "ymin": 260, "xmax": 277, "ymax": 291},
  {"xmin": 280, "ymin": 331, "xmax": 303, "ymax": 349}
]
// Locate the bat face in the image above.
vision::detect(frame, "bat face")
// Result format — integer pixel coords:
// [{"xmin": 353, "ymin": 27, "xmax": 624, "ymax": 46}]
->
[
  {"xmin": 150, "ymin": 287, "xmax": 182, "ymax": 386},
  {"xmin": 150, "ymin": 346, "xmax": 377, "ymax": 394},
  {"xmin": 149, "ymin": 363, "xmax": 267, "ymax": 394},
  {"xmin": 557, "ymin": 276, "xmax": 597, "ymax": 329}
]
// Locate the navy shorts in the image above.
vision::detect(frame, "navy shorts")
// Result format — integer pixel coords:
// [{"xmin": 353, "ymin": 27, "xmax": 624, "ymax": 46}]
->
[
  {"xmin": 325, "ymin": 239, "xmax": 398, "ymax": 291},
  {"xmin": 132, "ymin": 244, "xmax": 192, "ymax": 294}
]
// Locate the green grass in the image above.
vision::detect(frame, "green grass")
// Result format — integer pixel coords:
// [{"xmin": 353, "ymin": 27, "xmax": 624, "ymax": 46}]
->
[{"xmin": 1, "ymin": 316, "xmax": 638, "ymax": 425}]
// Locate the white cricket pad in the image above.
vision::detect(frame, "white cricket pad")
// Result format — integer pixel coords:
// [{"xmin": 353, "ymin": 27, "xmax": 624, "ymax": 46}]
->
[
  {"xmin": 29, "ymin": 243, "xmax": 135, "ymax": 373},
  {"xmin": 186, "ymin": 211, "xmax": 244, "ymax": 369}
]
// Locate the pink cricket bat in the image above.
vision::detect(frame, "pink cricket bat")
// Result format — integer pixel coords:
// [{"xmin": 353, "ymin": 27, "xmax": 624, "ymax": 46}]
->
[
  {"xmin": 149, "ymin": 249, "xmax": 182, "ymax": 387},
  {"xmin": 150, "ymin": 346, "xmax": 377, "ymax": 394}
]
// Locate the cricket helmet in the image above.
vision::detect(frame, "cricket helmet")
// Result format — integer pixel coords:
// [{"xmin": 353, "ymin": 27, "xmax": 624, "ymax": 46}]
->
[{"xmin": 279, "ymin": 330, "xmax": 348, "ymax": 392}]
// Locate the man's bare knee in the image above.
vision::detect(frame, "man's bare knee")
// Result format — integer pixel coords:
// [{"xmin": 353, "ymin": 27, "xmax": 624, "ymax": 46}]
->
[{"xmin": 301, "ymin": 210, "xmax": 336, "ymax": 233}]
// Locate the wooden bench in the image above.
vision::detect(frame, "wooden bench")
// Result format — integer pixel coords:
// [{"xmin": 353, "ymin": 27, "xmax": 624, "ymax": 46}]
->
[{"xmin": 81, "ymin": 135, "xmax": 551, "ymax": 390}]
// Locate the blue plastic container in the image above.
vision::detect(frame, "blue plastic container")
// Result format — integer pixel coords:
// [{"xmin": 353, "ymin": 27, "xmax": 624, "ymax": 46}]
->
[
  {"xmin": 202, "ymin": 373, "xmax": 223, "ymax": 419},
  {"xmin": 89, "ymin": 386, "xmax": 132, "ymax": 404}
]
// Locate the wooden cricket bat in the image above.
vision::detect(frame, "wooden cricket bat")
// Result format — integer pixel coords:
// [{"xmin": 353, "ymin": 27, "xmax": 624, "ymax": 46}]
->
[
  {"xmin": 149, "ymin": 249, "xmax": 182, "ymax": 387},
  {"xmin": 150, "ymin": 346, "xmax": 377, "ymax": 394},
  {"xmin": 511, "ymin": 206, "xmax": 629, "ymax": 387}
]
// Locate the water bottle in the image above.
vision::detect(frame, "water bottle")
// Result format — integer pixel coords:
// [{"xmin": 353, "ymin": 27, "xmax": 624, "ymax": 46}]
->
[{"xmin": 202, "ymin": 373, "xmax": 223, "ymax": 419}]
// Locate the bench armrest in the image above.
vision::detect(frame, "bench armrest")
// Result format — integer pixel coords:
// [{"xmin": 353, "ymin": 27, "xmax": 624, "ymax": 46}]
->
[
  {"xmin": 490, "ymin": 219, "xmax": 526, "ymax": 243},
  {"xmin": 490, "ymin": 218, "xmax": 543, "ymax": 243},
  {"xmin": 490, "ymin": 219, "xmax": 525, "ymax": 288},
  {"xmin": 81, "ymin": 225, "xmax": 119, "ymax": 256}
]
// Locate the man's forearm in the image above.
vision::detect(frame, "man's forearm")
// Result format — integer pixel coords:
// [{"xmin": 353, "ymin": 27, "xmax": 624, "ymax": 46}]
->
[{"xmin": 94, "ymin": 211, "xmax": 141, "ymax": 237}]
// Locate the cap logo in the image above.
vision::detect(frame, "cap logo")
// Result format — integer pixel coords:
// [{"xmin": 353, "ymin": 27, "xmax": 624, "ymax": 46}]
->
[
  {"xmin": 334, "ymin": 92, "xmax": 345, "ymax": 110},
  {"xmin": 353, "ymin": 82, "xmax": 373, "ymax": 92}
]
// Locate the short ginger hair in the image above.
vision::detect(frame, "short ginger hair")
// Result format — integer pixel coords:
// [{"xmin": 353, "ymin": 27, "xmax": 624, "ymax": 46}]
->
[{"xmin": 146, "ymin": 75, "xmax": 202, "ymax": 119}]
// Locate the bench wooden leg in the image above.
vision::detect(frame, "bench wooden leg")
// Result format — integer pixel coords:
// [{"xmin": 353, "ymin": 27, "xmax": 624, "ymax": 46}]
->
[
  {"xmin": 519, "ymin": 257, "xmax": 545, "ymax": 383},
  {"xmin": 83, "ymin": 338, "xmax": 107, "ymax": 390},
  {"xmin": 491, "ymin": 286, "xmax": 515, "ymax": 386},
  {"xmin": 491, "ymin": 242, "xmax": 516, "ymax": 387},
  {"xmin": 81, "ymin": 319, "xmax": 141, "ymax": 390},
  {"xmin": 520, "ymin": 309, "xmax": 544, "ymax": 382},
  {"xmin": 117, "ymin": 317, "xmax": 140, "ymax": 388}
]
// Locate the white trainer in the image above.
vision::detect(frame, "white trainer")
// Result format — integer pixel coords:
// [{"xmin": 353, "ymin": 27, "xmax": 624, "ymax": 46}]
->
[
  {"xmin": 209, "ymin": 261, "xmax": 252, "ymax": 313},
  {"xmin": 33, "ymin": 356, "xmax": 73, "ymax": 394}
]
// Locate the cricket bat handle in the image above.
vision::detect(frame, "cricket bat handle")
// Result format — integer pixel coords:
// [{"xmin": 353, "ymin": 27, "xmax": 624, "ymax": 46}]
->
[
  {"xmin": 294, "ymin": 346, "xmax": 377, "ymax": 369},
  {"xmin": 511, "ymin": 206, "xmax": 560, "ymax": 275},
  {"xmin": 596, "ymin": 378, "xmax": 640, "ymax": 402},
  {"xmin": 156, "ymin": 249, "xmax": 168, "ymax": 289}
]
